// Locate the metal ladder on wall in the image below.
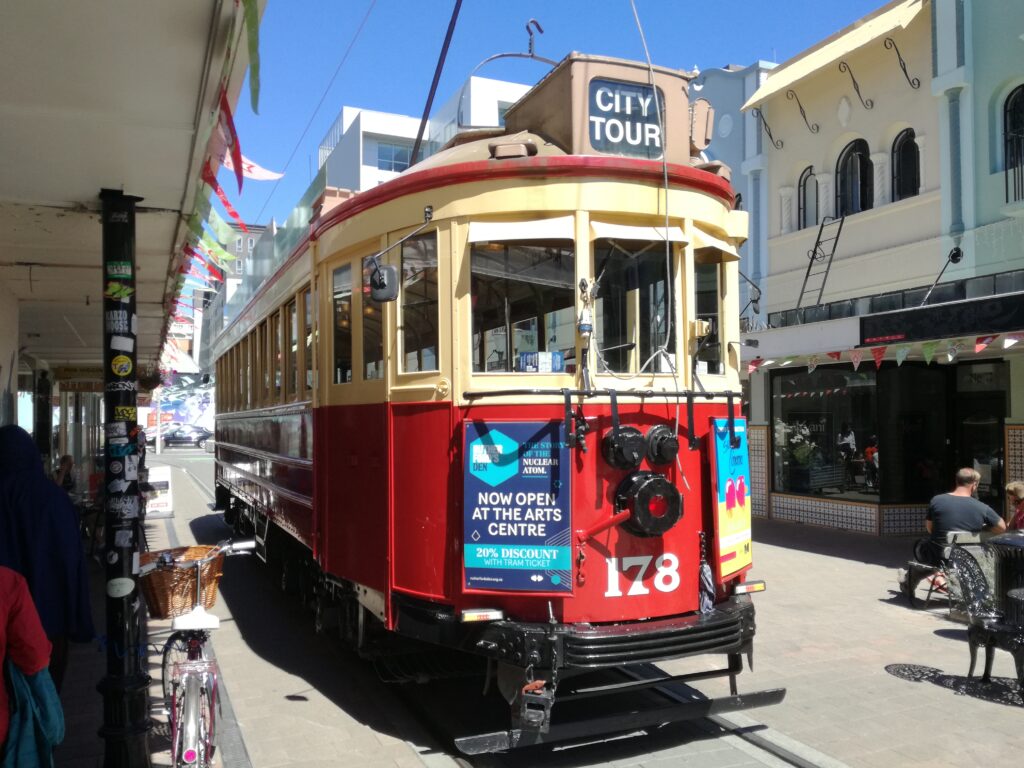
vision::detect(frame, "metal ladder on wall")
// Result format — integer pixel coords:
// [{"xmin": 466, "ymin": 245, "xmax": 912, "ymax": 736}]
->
[{"xmin": 796, "ymin": 215, "xmax": 845, "ymax": 312}]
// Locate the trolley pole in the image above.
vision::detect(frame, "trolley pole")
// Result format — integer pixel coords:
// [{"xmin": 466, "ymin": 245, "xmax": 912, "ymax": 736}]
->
[{"xmin": 98, "ymin": 189, "xmax": 152, "ymax": 767}]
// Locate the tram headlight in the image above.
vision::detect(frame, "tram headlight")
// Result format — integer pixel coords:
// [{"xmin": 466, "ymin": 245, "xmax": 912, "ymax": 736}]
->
[{"xmin": 615, "ymin": 471, "xmax": 682, "ymax": 537}]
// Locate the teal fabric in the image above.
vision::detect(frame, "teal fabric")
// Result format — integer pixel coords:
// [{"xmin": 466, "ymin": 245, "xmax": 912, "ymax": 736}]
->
[{"xmin": 1, "ymin": 661, "xmax": 64, "ymax": 768}]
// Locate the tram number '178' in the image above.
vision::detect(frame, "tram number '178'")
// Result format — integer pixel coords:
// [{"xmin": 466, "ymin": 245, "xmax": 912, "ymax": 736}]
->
[{"xmin": 604, "ymin": 554, "xmax": 681, "ymax": 597}]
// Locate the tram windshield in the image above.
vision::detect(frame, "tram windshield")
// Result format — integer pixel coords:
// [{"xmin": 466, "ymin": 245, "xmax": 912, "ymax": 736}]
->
[
  {"xmin": 470, "ymin": 240, "xmax": 575, "ymax": 373},
  {"xmin": 593, "ymin": 239, "xmax": 675, "ymax": 374}
]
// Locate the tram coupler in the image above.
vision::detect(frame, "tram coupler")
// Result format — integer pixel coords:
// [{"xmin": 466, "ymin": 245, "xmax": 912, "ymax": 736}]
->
[{"xmin": 514, "ymin": 680, "xmax": 555, "ymax": 732}]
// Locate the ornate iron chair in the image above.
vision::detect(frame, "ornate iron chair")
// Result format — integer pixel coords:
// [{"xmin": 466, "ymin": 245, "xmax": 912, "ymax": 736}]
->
[{"xmin": 945, "ymin": 543, "xmax": 1024, "ymax": 690}]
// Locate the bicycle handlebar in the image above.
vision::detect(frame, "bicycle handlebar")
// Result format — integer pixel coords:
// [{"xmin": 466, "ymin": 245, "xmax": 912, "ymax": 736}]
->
[{"xmin": 139, "ymin": 539, "xmax": 256, "ymax": 576}]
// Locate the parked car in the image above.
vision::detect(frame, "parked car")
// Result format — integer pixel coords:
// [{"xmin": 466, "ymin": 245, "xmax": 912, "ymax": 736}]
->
[{"xmin": 162, "ymin": 425, "xmax": 213, "ymax": 449}]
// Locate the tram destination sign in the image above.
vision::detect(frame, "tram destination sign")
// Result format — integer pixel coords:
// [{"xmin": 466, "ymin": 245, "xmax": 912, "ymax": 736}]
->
[
  {"xmin": 588, "ymin": 77, "xmax": 664, "ymax": 159},
  {"xmin": 463, "ymin": 421, "xmax": 572, "ymax": 593}
]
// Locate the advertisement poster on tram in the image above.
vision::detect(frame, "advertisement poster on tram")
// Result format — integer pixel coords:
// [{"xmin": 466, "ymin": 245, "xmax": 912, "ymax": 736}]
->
[
  {"xmin": 709, "ymin": 417, "xmax": 753, "ymax": 579},
  {"xmin": 463, "ymin": 421, "xmax": 572, "ymax": 593}
]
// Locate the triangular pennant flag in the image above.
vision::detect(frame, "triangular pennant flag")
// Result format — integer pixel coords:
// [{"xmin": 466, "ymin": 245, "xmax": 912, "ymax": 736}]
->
[
  {"xmin": 242, "ymin": 0, "xmax": 261, "ymax": 114},
  {"xmin": 780, "ymin": 357, "xmax": 794, "ymax": 367},
  {"xmin": 975, "ymin": 335, "xmax": 997, "ymax": 353},
  {"xmin": 201, "ymin": 231, "xmax": 236, "ymax": 261},
  {"xmin": 849, "ymin": 349, "xmax": 863, "ymax": 370},
  {"xmin": 218, "ymin": 88, "xmax": 245, "ymax": 193},
  {"xmin": 223, "ymin": 153, "xmax": 283, "ymax": 182},
  {"xmin": 871, "ymin": 346, "xmax": 887, "ymax": 369},
  {"xmin": 201, "ymin": 161, "xmax": 249, "ymax": 233},
  {"xmin": 826, "ymin": 351, "xmax": 842, "ymax": 361},
  {"xmin": 206, "ymin": 206, "xmax": 237, "ymax": 247},
  {"xmin": 807, "ymin": 355, "xmax": 819, "ymax": 373},
  {"xmin": 747, "ymin": 358, "xmax": 764, "ymax": 374},
  {"xmin": 947, "ymin": 339, "xmax": 964, "ymax": 363},
  {"xmin": 922, "ymin": 341, "xmax": 937, "ymax": 364},
  {"xmin": 186, "ymin": 212, "xmax": 206, "ymax": 242},
  {"xmin": 1003, "ymin": 333, "xmax": 1024, "ymax": 349},
  {"xmin": 895, "ymin": 345, "xmax": 911, "ymax": 366}
]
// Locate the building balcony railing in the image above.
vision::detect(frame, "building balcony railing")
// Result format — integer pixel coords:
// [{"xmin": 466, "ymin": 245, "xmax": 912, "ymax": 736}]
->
[{"xmin": 766, "ymin": 267, "xmax": 1024, "ymax": 329}]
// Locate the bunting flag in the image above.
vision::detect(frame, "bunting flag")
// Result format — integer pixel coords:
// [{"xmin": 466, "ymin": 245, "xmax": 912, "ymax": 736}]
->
[
  {"xmin": 747, "ymin": 358, "xmax": 764, "ymax": 374},
  {"xmin": 206, "ymin": 206, "xmax": 237, "ymax": 246},
  {"xmin": 849, "ymin": 349, "xmax": 863, "ymax": 370},
  {"xmin": 780, "ymin": 357, "xmax": 794, "ymax": 367},
  {"xmin": 201, "ymin": 231, "xmax": 237, "ymax": 261},
  {"xmin": 871, "ymin": 346, "xmax": 887, "ymax": 369},
  {"xmin": 218, "ymin": 88, "xmax": 245, "ymax": 193},
  {"xmin": 826, "ymin": 351, "xmax": 842, "ymax": 361},
  {"xmin": 975, "ymin": 334, "xmax": 998, "ymax": 353},
  {"xmin": 895, "ymin": 345, "xmax": 911, "ymax": 366},
  {"xmin": 807, "ymin": 355, "xmax": 819, "ymax": 373},
  {"xmin": 921, "ymin": 341, "xmax": 938, "ymax": 364},
  {"xmin": 242, "ymin": 0, "xmax": 261, "ymax": 114},
  {"xmin": 1004, "ymin": 333, "xmax": 1024, "ymax": 349},
  {"xmin": 186, "ymin": 212, "xmax": 206, "ymax": 242},
  {"xmin": 223, "ymin": 152, "xmax": 284, "ymax": 182},
  {"xmin": 201, "ymin": 160, "xmax": 249, "ymax": 232},
  {"xmin": 947, "ymin": 339, "xmax": 964, "ymax": 363}
]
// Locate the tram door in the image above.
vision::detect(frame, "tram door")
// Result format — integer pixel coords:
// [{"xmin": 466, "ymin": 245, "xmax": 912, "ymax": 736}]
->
[{"xmin": 956, "ymin": 393, "xmax": 1006, "ymax": 517}]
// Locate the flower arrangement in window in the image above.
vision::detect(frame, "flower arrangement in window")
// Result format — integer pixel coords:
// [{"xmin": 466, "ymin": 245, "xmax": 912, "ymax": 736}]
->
[{"xmin": 774, "ymin": 419, "xmax": 821, "ymax": 467}]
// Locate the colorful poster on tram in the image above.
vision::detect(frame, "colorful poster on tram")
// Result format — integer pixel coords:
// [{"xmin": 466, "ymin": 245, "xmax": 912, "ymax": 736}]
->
[
  {"xmin": 463, "ymin": 421, "xmax": 572, "ymax": 593},
  {"xmin": 709, "ymin": 417, "xmax": 753, "ymax": 579}
]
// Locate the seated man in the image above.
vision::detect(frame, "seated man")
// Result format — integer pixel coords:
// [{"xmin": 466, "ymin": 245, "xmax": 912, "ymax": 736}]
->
[{"xmin": 920, "ymin": 467, "xmax": 1006, "ymax": 567}]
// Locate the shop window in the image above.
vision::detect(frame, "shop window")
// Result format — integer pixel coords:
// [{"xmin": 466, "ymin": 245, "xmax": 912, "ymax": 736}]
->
[
  {"xmin": 1005, "ymin": 84, "xmax": 1024, "ymax": 202},
  {"xmin": 362, "ymin": 257, "xmax": 384, "ymax": 380},
  {"xmin": 303, "ymin": 287, "xmax": 314, "ymax": 392},
  {"xmin": 332, "ymin": 267, "xmax": 352, "ymax": 385},
  {"xmin": 798, "ymin": 166, "xmax": 818, "ymax": 229},
  {"xmin": 771, "ymin": 367, "xmax": 877, "ymax": 500},
  {"xmin": 835, "ymin": 139, "xmax": 873, "ymax": 216},
  {"xmin": 401, "ymin": 233, "xmax": 439, "ymax": 373},
  {"xmin": 693, "ymin": 262, "xmax": 721, "ymax": 375},
  {"xmin": 471, "ymin": 240, "xmax": 575, "ymax": 373},
  {"xmin": 891, "ymin": 128, "xmax": 920, "ymax": 201},
  {"xmin": 593, "ymin": 239, "xmax": 675, "ymax": 374}
]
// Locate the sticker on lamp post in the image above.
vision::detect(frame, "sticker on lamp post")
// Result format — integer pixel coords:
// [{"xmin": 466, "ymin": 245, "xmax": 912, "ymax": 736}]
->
[{"xmin": 463, "ymin": 421, "xmax": 572, "ymax": 593}]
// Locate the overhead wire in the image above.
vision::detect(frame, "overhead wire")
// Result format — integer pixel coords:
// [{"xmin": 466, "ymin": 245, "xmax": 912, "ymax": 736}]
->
[{"xmin": 252, "ymin": 0, "xmax": 379, "ymax": 224}]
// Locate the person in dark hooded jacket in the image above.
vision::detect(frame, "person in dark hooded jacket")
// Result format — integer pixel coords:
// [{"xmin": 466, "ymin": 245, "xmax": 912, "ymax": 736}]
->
[{"xmin": 0, "ymin": 425, "xmax": 94, "ymax": 692}]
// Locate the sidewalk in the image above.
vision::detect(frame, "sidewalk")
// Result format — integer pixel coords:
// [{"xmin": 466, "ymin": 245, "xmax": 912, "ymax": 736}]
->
[{"xmin": 54, "ymin": 479, "xmax": 1024, "ymax": 767}]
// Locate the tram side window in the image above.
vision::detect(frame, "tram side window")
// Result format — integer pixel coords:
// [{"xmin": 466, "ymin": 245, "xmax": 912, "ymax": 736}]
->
[
  {"xmin": 244, "ymin": 333, "xmax": 253, "ymax": 409},
  {"xmin": 471, "ymin": 240, "xmax": 575, "ymax": 373},
  {"xmin": 303, "ymin": 287, "xmax": 314, "ymax": 391},
  {"xmin": 362, "ymin": 256, "xmax": 385, "ymax": 380},
  {"xmin": 270, "ymin": 311, "xmax": 281, "ymax": 400},
  {"xmin": 593, "ymin": 239, "xmax": 676, "ymax": 373},
  {"xmin": 332, "ymin": 265, "xmax": 353, "ymax": 384},
  {"xmin": 694, "ymin": 261, "xmax": 723, "ymax": 375},
  {"xmin": 287, "ymin": 300, "xmax": 298, "ymax": 398},
  {"xmin": 401, "ymin": 234, "xmax": 438, "ymax": 373},
  {"xmin": 257, "ymin": 321, "xmax": 268, "ymax": 405}
]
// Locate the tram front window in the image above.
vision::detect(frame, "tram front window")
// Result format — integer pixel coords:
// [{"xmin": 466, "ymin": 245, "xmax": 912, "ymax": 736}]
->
[
  {"xmin": 471, "ymin": 240, "xmax": 575, "ymax": 373},
  {"xmin": 593, "ymin": 239, "xmax": 675, "ymax": 374},
  {"xmin": 401, "ymin": 234, "xmax": 439, "ymax": 373}
]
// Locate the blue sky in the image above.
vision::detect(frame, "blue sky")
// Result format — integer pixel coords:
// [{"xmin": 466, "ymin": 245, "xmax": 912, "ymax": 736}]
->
[{"xmin": 227, "ymin": 0, "xmax": 886, "ymax": 226}]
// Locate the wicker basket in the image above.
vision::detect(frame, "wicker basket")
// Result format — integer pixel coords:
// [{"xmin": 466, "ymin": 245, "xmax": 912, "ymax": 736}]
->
[{"xmin": 139, "ymin": 546, "xmax": 225, "ymax": 619}]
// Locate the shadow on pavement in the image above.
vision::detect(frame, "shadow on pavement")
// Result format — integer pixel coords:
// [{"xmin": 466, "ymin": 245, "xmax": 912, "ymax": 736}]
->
[
  {"xmin": 886, "ymin": 663, "xmax": 1024, "ymax": 707},
  {"xmin": 754, "ymin": 516, "xmax": 914, "ymax": 568}
]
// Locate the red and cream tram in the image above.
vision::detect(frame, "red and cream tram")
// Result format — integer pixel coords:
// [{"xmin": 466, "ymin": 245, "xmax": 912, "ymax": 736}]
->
[{"xmin": 212, "ymin": 54, "xmax": 783, "ymax": 750}]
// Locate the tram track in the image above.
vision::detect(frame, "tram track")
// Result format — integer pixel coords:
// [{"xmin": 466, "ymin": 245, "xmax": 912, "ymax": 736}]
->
[{"xmin": 392, "ymin": 663, "xmax": 834, "ymax": 768}]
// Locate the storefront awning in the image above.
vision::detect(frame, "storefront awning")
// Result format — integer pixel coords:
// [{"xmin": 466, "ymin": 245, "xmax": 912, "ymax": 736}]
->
[
  {"xmin": 467, "ymin": 216, "xmax": 575, "ymax": 243},
  {"xmin": 589, "ymin": 221, "xmax": 687, "ymax": 243},
  {"xmin": 742, "ymin": 0, "xmax": 925, "ymax": 110},
  {"xmin": 691, "ymin": 226, "xmax": 740, "ymax": 263}
]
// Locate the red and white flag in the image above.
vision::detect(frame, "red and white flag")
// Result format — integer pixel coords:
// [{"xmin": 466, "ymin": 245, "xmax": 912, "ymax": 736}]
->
[
  {"xmin": 975, "ymin": 335, "xmax": 997, "ymax": 353},
  {"xmin": 202, "ymin": 159, "xmax": 249, "ymax": 233},
  {"xmin": 223, "ymin": 152, "xmax": 284, "ymax": 181},
  {"xmin": 871, "ymin": 346, "xmax": 887, "ymax": 369},
  {"xmin": 850, "ymin": 349, "xmax": 863, "ymax": 370}
]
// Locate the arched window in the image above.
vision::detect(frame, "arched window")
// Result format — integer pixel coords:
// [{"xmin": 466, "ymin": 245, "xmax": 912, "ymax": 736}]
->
[
  {"xmin": 1006, "ymin": 84, "xmax": 1024, "ymax": 203},
  {"xmin": 798, "ymin": 166, "xmax": 818, "ymax": 229},
  {"xmin": 835, "ymin": 139, "xmax": 873, "ymax": 216},
  {"xmin": 892, "ymin": 129, "xmax": 920, "ymax": 201}
]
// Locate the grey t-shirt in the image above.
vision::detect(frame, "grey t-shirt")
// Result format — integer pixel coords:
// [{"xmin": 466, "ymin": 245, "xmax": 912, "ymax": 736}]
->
[{"xmin": 926, "ymin": 493, "xmax": 1001, "ymax": 542}]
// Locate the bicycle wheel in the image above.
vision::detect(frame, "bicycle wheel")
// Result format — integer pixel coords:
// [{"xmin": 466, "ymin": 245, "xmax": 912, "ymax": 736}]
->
[
  {"xmin": 162, "ymin": 632, "xmax": 203, "ymax": 702},
  {"xmin": 200, "ymin": 681, "xmax": 217, "ymax": 766}
]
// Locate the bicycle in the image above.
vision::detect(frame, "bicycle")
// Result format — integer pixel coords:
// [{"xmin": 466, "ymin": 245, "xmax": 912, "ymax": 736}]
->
[{"xmin": 140, "ymin": 539, "xmax": 254, "ymax": 767}]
